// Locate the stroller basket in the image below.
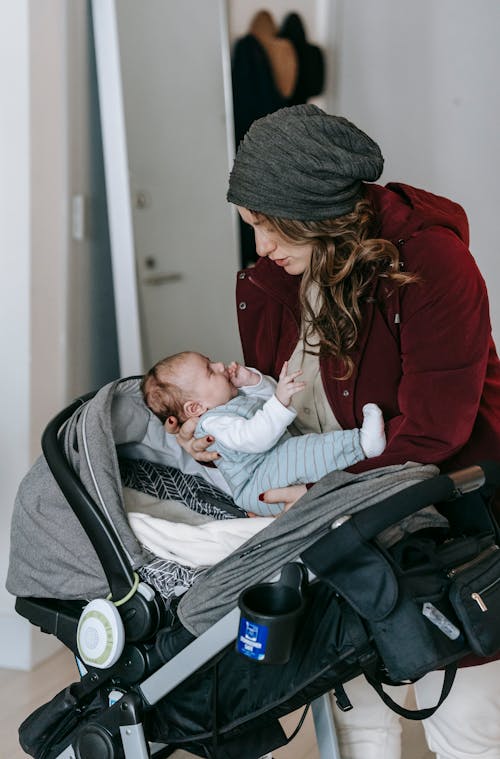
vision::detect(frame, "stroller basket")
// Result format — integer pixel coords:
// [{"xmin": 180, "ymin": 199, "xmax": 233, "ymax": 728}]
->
[{"xmin": 9, "ymin": 382, "xmax": 500, "ymax": 759}]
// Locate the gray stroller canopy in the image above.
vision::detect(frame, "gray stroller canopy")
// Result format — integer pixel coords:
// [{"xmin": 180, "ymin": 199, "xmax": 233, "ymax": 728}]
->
[{"xmin": 7, "ymin": 379, "xmax": 153, "ymax": 600}]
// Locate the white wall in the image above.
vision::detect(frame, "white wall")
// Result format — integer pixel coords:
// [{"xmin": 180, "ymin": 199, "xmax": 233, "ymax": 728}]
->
[
  {"xmin": 0, "ymin": 0, "xmax": 118, "ymax": 670},
  {"xmin": 228, "ymin": 0, "xmax": 329, "ymax": 43},
  {"xmin": 0, "ymin": 0, "xmax": 42, "ymax": 670},
  {"xmin": 328, "ymin": 0, "xmax": 500, "ymax": 339},
  {"xmin": 0, "ymin": 0, "xmax": 75, "ymax": 670}
]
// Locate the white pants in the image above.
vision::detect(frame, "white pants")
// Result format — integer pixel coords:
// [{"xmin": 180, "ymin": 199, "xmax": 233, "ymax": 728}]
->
[{"xmin": 331, "ymin": 660, "xmax": 500, "ymax": 759}]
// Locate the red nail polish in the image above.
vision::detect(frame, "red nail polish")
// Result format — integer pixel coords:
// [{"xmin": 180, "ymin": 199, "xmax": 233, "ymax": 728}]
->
[
  {"xmin": 258, "ymin": 493, "xmax": 265, "ymax": 501},
  {"xmin": 207, "ymin": 436, "xmax": 214, "ymax": 443}
]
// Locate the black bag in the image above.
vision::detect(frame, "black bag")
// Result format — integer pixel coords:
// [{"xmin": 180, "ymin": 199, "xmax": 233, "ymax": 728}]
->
[{"xmin": 302, "ymin": 462, "xmax": 500, "ymax": 718}]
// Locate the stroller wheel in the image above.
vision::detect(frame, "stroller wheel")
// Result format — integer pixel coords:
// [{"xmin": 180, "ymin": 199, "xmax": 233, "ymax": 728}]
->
[{"xmin": 74, "ymin": 723, "xmax": 118, "ymax": 758}]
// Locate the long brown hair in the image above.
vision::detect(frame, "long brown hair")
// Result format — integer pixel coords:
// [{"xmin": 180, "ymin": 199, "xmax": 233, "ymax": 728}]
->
[{"xmin": 257, "ymin": 196, "xmax": 415, "ymax": 378}]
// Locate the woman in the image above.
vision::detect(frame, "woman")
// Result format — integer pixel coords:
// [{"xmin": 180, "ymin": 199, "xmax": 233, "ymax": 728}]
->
[{"xmin": 172, "ymin": 104, "xmax": 500, "ymax": 758}]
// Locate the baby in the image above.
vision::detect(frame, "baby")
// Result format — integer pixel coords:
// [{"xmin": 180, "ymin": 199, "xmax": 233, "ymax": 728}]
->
[{"xmin": 142, "ymin": 351, "xmax": 386, "ymax": 516}]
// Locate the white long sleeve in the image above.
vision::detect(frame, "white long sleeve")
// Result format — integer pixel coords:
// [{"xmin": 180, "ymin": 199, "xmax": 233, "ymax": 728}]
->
[
  {"xmin": 202, "ymin": 394, "xmax": 296, "ymax": 453},
  {"xmin": 238, "ymin": 369, "xmax": 277, "ymax": 400}
]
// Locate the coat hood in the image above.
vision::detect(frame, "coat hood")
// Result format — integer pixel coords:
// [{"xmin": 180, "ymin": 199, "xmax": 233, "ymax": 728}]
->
[{"xmin": 367, "ymin": 182, "xmax": 470, "ymax": 247}]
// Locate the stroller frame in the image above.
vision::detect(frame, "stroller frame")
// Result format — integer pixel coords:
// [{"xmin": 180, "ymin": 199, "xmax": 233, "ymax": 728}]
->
[
  {"xmin": 14, "ymin": 393, "xmax": 500, "ymax": 759},
  {"xmin": 16, "ymin": 394, "xmax": 342, "ymax": 759}
]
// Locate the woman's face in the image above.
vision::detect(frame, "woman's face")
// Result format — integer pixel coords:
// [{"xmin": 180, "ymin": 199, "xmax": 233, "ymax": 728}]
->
[{"xmin": 237, "ymin": 207, "xmax": 313, "ymax": 275}]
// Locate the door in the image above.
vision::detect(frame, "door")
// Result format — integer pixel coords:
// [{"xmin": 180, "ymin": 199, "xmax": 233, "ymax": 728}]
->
[{"xmin": 93, "ymin": 0, "xmax": 242, "ymax": 373}]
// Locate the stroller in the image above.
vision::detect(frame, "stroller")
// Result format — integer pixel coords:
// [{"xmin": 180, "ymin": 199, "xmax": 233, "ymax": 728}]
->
[{"xmin": 7, "ymin": 377, "xmax": 500, "ymax": 759}]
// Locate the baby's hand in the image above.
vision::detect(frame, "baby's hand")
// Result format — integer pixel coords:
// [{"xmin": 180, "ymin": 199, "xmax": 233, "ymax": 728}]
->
[
  {"xmin": 275, "ymin": 361, "xmax": 306, "ymax": 407},
  {"xmin": 227, "ymin": 362, "xmax": 259, "ymax": 388}
]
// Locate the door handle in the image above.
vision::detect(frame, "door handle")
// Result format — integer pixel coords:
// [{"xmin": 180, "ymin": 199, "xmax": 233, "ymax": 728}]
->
[{"xmin": 142, "ymin": 272, "xmax": 184, "ymax": 285}]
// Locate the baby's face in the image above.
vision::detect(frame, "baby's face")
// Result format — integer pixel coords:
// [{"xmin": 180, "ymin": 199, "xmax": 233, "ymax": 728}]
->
[{"xmin": 177, "ymin": 353, "xmax": 237, "ymax": 410}]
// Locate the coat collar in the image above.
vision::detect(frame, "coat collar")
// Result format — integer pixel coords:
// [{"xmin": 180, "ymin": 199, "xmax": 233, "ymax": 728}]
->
[{"xmin": 245, "ymin": 257, "xmax": 302, "ymax": 325}]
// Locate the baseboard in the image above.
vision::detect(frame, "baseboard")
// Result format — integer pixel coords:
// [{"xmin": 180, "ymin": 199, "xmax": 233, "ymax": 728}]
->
[{"xmin": 0, "ymin": 611, "xmax": 62, "ymax": 670}]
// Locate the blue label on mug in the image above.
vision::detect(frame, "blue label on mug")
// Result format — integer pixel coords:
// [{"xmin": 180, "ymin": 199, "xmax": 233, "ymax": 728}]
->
[{"xmin": 237, "ymin": 617, "xmax": 269, "ymax": 661}]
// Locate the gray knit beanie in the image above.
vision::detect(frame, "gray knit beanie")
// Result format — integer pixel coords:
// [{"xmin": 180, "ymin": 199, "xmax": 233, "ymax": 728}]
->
[{"xmin": 227, "ymin": 104, "xmax": 384, "ymax": 220}]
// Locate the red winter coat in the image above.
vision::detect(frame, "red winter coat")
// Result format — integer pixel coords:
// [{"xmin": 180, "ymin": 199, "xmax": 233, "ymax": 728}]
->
[{"xmin": 236, "ymin": 182, "xmax": 500, "ymax": 497}]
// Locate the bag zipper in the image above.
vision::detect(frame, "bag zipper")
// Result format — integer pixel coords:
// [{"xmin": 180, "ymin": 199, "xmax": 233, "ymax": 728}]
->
[
  {"xmin": 446, "ymin": 544, "xmax": 499, "ymax": 579},
  {"xmin": 471, "ymin": 575, "xmax": 500, "ymax": 612},
  {"xmin": 239, "ymin": 521, "xmax": 332, "ymax": 559},
  {"xmin": 447, "ymin": 544, "xmax": 500, "ymax": 613}
]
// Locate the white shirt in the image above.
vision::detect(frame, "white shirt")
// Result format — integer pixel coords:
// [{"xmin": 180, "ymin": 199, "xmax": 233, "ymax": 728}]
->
[{"xmin": 201, "ymin": 370, "xmax": 296, "ymax": 454}]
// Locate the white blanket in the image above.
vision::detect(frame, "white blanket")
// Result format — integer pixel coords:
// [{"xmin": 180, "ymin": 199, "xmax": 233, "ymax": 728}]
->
[{"xmin": 128, "ymin": 510, "xmax": 273, "ymax": 568}]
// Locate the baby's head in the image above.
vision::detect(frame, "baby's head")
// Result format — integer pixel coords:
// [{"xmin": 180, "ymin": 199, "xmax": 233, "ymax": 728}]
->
[{"xmin": 142, "ymin": 351, "xmax": 237, "ymax": 424}]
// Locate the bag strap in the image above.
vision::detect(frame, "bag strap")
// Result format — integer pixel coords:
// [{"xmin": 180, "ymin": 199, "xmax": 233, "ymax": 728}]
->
[{"xmin": 364, "ymin": 663, "xmax": 458, "ymax": 720}]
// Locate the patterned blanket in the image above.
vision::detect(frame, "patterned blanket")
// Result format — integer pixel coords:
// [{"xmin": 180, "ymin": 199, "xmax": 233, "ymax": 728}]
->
[{"xmin": 119, "ymin": 457, "xmax": 245, "ymax": 601}]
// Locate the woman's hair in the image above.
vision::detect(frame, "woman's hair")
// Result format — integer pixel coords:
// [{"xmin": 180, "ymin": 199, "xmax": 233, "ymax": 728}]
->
[
  {"xmin": 255, "ymin": 195, "xmax": 416, "ymax": 378},
  {"xmin": 141, "ymin": 353, "xmax": 189, "ymax": 423}
]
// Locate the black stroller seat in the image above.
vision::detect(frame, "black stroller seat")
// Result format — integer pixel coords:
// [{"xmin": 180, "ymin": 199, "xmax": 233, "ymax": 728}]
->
[{"xmin": 7, "ymin": 380, "xmax": 500, "ymax": 759}]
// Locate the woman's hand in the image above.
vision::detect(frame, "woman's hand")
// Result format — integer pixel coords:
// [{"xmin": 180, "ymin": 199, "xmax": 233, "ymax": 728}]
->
[
  {"xmin": 260, "ymin": 484, "xmax": 308, "ymax": 513},
  {"xmin": 164, "ymin": 416, "xmax": 220, "ymax": 463}
]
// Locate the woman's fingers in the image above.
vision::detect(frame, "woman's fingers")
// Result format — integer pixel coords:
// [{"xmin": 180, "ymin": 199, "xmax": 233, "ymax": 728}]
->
[
  {"xmin": 189, "ymin": 435, "xmax": 220, "ymax": 461},
  {"xmin": 192, "ymin": 435, "xmax": 220, "ymax": 461},
  {"xmin": 175, "ymin": 416, "xmax": 198, "ymax": 442},
  {"xmin": 164, "ymin": 416, "xmax": 220, "ymax": 462},
  {"xmin": 260, "ymin": 484, "xmax": 307, "ymax": 510},
  {"xmin": 192, "ymin": 434, "xmax": 214, "ymax": 452},
  {"xmin": 189, "ymin": 448, "xmax": 220, "ymax": 463},
  {"xmin": 181, "ymin": 428, "xmax": 220, "ymax": 462},
  {"xmin": 164, "ymin": 415, "xmax": 181, "ymax": 434}
]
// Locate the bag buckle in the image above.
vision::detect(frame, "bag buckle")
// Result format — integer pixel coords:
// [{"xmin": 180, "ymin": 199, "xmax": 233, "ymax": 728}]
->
[{"xmin": 332, "ymin": 683, "xmax": 353, "ymax": 712}]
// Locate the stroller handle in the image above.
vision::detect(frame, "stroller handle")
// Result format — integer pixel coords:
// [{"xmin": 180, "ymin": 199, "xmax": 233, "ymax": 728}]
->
[
  {"xmin": 41, "ymin": 392, "xmax": 137, "ymax": 600},
  {"xmin": 352, "ymin": 461, "xmax": 500, "ymax": 541}
]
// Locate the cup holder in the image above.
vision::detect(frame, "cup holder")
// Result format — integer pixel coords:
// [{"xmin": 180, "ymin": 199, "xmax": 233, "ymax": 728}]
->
[{"xmin": 236, "ymin": 563, "xmax": 307, "ymax": 664}]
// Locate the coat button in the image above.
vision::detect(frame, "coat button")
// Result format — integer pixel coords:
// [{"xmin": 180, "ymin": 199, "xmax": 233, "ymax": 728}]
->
[
  {"xmin": 342, "ymin": 389, "xmax": 350, "ymax": 397},
  {"xmin": 238, "ymin": 301, "xmax": 247, "ymax": 310},
  {"xmin": 238, "ymin": 272, "xmax": 246, "ymax": 279}
]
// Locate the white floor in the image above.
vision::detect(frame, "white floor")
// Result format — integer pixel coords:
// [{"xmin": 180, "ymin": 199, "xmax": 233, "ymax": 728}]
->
[{"xmin": 0, "ymin": 646, "xmax": 434, "ymax": 758}]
